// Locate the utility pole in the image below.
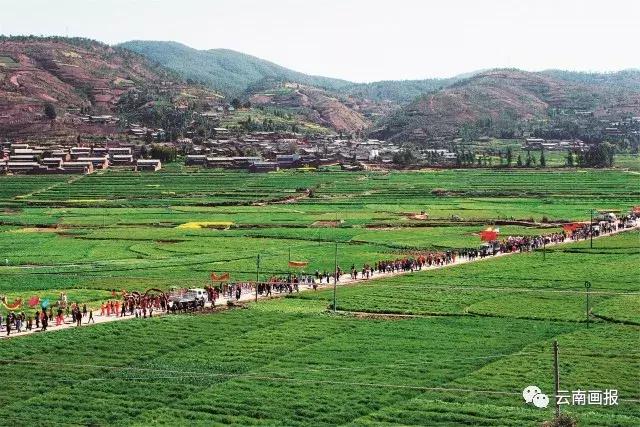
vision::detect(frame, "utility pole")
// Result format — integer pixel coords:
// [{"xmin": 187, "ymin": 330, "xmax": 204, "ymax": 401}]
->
[
  {"xmin": 553, "ymin": 340, "xmax": 560, "ymax": 418},
  {"xmin": 288, "ymin": 247, "xmax": 291, "ymax": 285},
  {"xmin": 585, "ymin": 281, "xmax": 591, "ymax": 327},
  {"xmin": 590, "ymin": 209, "xmax": 594, "ymax": 249},
  {"xmin": 255, "ymin": 254, "xmax": 260, "ymax": 302},
  {"xmin": 333, "ymin": 240, "xmax": 338, "ymax": 313}
]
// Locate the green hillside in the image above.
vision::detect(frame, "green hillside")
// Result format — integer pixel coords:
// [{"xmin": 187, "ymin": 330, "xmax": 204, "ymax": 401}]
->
[{"xmin": 119, "ymin": 40, "xmax": 351, "ymax": 96}]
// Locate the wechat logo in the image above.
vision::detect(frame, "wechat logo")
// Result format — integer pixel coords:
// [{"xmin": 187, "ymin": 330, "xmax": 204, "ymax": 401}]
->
[{"xmin": 523, "ymin": 385, "xmax": 549, "ymax": 408}]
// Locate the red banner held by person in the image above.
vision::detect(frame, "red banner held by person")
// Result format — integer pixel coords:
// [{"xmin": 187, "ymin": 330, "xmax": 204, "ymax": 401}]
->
[
  {"xmin": 562, "ymin": 222, "xmax": 585, "ymax": 233},
  {"xmin": 211, "ymin": 272, "xmax": 230, "ymax": 281},
  {"xmin": 2, "ymin": 297, "xmax": 22, "ymax": 310},
  {"xmin": 479, "ymin": 227, "xmax": 499, "ymax": 242},
  {"xmin": 288, "ymin": 261, "xmax": 309, "ymax": 268},
  {"xmin": 28, "ymin": 296, "xmax": 40, "ymax": 308}
]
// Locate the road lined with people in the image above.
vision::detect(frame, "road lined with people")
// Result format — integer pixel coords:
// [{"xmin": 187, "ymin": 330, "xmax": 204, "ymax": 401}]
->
[{"xmin": 1, "ymin": 214, "xmax": 637, "ymax": 340}]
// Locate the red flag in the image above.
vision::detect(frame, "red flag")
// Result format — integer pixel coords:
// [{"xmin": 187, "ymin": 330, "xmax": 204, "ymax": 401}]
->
[
  {"xmin": 211, "ymin": 272, "xmax": 230, "ymax": 281},
  {"xmin": 28, "ymin": 296, "xmax": 40, "ymax": 308},
  {"xmin": 288, "ymin": 261, "xmax": 309, "ymax": 268},
  {"xmin": 479, "ymin": 227, "xmax": 499, "ymax": 242},
  {"xmin": 479, "ymin": 231, "xmax": 498, "ymax": 242}
]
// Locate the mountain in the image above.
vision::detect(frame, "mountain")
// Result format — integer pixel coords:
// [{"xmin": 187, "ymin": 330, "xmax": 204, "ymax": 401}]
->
[
  {"xmin": 341, "ymin": 75, "xmax": 476, "ymax": 104},
  {"xmin": 0, "ymin": 36, "xmax": 219, "ymax": 138},
  {"xmin": 374, "ymin": 69, "xmax": 640, "ymax": 141},
  {"xmin": 118, "ymin": 40, "xmax": 352, "ymax": 96},
  {"xmin": 541, "ymin": 69, "xmax": 640, "ymax": 91},
  {"xmin": 118, "ymin": 41, "xmax": 480, "ymax": 105},
  {"xmin": 249, "ymin": 82, "xmax": 371, "ymax": 133},
  {"xmin": 4, "ymin": 37, "xmax": 640, "ymax": 141}
]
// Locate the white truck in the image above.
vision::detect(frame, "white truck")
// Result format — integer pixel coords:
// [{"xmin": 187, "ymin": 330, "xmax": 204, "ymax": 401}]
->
[{"xmin": 168, "ymin": 288, "xmax": 208, "ymax": 311}]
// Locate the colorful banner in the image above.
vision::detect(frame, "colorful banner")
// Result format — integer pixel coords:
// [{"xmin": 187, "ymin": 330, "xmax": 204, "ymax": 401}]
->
[
  {"xmin": 41, "ymin": 299, "xmax": 50, "ymax": 309},
  {"xmin": 562, "ymin": 222, "xmax": 585, "ymax": 233},
  {"xmin": 28, "ymin": 296, "xmax": 40, "ymax": 308},
  {"xmin": 479, "ymin": 227, "xmax": 499, "ymax": 242},
  {"xmin": 211, "ymin": 272, "xmax": 230, "ymax": 281},
  {"xmin": 1, "ymin": 297, "xmax": 22, "ymax": 310},
  {"xmin": 288, "ymin": 261, "xmax": 309, "ymax": 268}
]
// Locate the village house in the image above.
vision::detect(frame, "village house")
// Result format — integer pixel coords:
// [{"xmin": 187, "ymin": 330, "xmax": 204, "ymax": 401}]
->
[
  {"xmin": 232, "ymin": 156, "xmax": 263, "ymax": 168},
  {"xmin": 77, "ymin": 156, "xmax": 110, "ymax": 170},
  {"xmin": 110, "ymin": 154, "xmax": 134, "ymax": 166},
  {"xmin": 62, "ymin": 161, "xmax": 94, "ymax": 174},
  {"xmin": 276, "ymin": 154, "xmax": 300, "ymax": 168},
  {"xmin": 185, "ymin": 154, "xmax": 207, "ymax": 166},
  {"xmin": 249, "ymin": 161, "xmax": 279, "ymax": 173},
  {"xmin": 70, "ymin": 147, "xmax": 92, "ymax": 159},
  {"xmin": 41, "ymin": 158, "xmax": 64, "ymax": 169},
  {"xmin": 136, "ymin": 159, "xmax": 162, "ymax": 171},
  {"xmin": 108, "ymin": 147, "xmax": 132, "ymax": 157},
  {"xmin": 205, "ymin": 157, "xmax": 235, "ymax": 168}
]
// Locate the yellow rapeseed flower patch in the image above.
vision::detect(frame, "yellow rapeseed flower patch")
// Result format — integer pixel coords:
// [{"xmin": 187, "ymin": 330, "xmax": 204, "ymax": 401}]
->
[{"xmin": 176, "ymin": 221, "xmax": 234, "ymax": 229}]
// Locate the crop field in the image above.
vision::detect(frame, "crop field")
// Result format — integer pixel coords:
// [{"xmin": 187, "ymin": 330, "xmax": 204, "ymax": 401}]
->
[
  {"xmin": 0, "ymin": 168, "xmax": 638, "ymax": 426},
  {"xmin": 0, "ymin": 234, "xmax": 637, "ymax": 426}
]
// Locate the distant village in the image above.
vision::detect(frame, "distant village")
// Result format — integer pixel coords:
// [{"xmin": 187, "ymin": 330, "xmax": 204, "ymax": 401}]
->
[{"xmin": 1, "ymin": 107, "xmax": 638, "ymax": 175}]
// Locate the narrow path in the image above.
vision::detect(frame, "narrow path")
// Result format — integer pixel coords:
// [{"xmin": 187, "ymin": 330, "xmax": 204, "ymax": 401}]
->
[{"xmin": 1, "ymin": 225, "xmax": 636, "ymax": 340}]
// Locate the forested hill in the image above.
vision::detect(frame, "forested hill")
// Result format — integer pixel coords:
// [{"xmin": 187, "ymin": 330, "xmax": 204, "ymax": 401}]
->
[
  {"xmin": 118, "ymin": 40, "xmax": 473, "ymax": 104},
  {"xmin": 118, "ymin": 40, "xmax": 352, "ymax": 96},
  {"xmin": 542, "ymin": 69, "xmax": 640, "ymax": 91}
]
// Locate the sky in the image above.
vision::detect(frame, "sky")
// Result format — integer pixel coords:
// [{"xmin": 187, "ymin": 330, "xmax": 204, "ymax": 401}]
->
[{"xmin": 2, "ymin": 0, "xmax": 639, "ymax": 82}]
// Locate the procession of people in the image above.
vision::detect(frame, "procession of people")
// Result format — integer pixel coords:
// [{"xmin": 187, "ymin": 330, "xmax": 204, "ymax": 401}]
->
[{"xmin": 1, "ymin": 211, "xmax": 636, "ymax": 338}]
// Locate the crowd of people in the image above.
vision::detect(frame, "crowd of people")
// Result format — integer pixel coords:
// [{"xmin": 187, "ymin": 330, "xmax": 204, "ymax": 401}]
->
[{"xmin": 2, "ymin": 213, "xmax": 636, "ymax": 338}]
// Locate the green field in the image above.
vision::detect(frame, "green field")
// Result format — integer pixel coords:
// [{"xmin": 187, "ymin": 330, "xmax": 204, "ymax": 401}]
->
[
  {"xmin": 459, "ymin": 138, "xmax": 640, "ymax": 171},
  {"xmin": 0, "ymin": 168, "xmax": 638, "ymax": 426}
]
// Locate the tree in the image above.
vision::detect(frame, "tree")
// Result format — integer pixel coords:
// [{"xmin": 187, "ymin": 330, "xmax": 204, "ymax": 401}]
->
[
  {"xmin": 525, "ymin": 150, "xmax": 533, "ymax": 167},
  {"xmin": 231, "ymin": 98, "xmax": 242, "ymax": 109},
  {"xmin": 392, "ymin": 148, "xmax": 416, "ymax": 166},
  {"xmin": 581, "ymin": 143, "xmax": 615, "ymax": 167},
  {"xmin": 505, "ymin": 147, "xmax": 513, "ymax": 166},
  {"xmin": 149, "ymin": 144, "xmax": 177, "ymax": 163},
  {"xmin": 44, "ymin": 102, "xmax": 57, "ymax": 120},
  {"xmin": 539, "ymin": 149, "xmax": 546, "ymax": 167},
  {"xmin": 566, "ymin": 150, "xmax": 574, "ymax": 167},
  {"xmin": 516, "ymin": 154, "xmax": 523, "ymax": 167}
]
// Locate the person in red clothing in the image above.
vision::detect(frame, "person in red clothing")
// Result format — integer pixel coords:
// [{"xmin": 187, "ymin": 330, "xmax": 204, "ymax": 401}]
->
[
  {"xmin": 106, "ymin": 302, "xmax": 111, "ymax": 317},
  {"xmin": 100, "ymin": 303, "xmax": 105, "ymax": 316}
]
